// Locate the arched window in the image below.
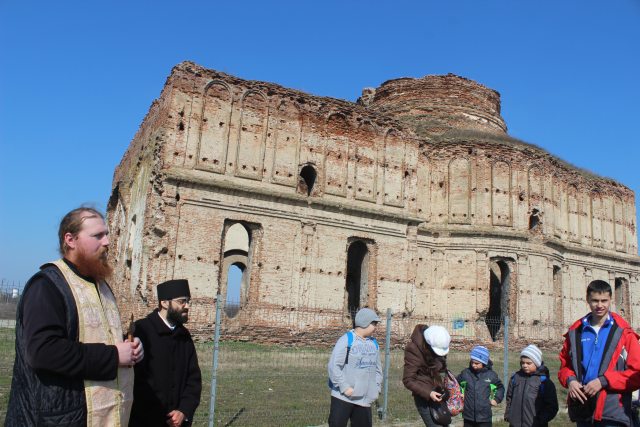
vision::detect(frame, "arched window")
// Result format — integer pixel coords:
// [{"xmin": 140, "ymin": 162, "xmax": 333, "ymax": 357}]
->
[
  {"xmin": 529, "ymin": 208, "xmax": 541, "ymax": 230},
  {"xmin": 221, "ymin": 221, "xmax": 253, "ymax": 317},
  {"xmin": 225, "ymin": 263, "xmax": 246, "ymax": 318},
  {"xmin": 486, "ymin": 260, "xmax": 511, "ymax": 341},
  {"xmin": 299, "ymin": 165, "xmax": 317, "ymax": 196},
  {"xmin": 345, "ymin": 241, "xmax": 369, "ymax": 314}
]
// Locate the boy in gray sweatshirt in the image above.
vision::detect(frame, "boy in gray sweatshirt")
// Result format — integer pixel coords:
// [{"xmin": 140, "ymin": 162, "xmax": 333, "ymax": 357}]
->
[{"xmin": 328, "ymin": 308, "xmax": 383, "ymax": 427}]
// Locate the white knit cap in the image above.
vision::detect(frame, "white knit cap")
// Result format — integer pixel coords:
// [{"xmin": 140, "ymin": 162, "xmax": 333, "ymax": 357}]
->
[
  {"xmin": 423, "ymin": 325, "xmax": 450, "ymax": 356},
  {"xmin": 520, "ymin": 344, "xmax": 542, "ymax": 368}
]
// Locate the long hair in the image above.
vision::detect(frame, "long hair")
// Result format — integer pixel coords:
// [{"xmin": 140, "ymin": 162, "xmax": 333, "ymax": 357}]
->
[{"xmin": 421, "ymin": 340, "xmax": 445, "ymax": 389}]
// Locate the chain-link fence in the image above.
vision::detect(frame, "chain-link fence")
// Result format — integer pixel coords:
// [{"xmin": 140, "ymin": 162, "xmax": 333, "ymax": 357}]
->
[
  {"xmin": 0, "ymin": 280, "xmax": 22, "ymax": 425},
  {"xmin": 0, "ymin": 281, "xmax": 570, "ymax": 426},
  {"xmin": 188, "ymin": 300, "xmax": 567, "ymax": 426}
]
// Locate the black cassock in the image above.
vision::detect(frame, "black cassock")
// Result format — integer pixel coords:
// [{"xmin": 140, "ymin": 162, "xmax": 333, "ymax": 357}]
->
[{"xmin": 130, "ymin": 309, "xmax": 202, "ymax": 426}]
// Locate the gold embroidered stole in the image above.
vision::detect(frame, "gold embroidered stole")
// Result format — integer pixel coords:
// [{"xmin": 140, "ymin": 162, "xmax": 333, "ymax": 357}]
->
[{"xmin": 53, "ymin": 260, "xmax": 134, "ymax": 427}]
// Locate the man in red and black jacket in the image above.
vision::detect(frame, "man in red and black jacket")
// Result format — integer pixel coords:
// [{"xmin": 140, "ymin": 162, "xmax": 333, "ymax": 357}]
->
[{"xmin": 559, "ymin": 280, "xmax": 640, "ymax": 427}]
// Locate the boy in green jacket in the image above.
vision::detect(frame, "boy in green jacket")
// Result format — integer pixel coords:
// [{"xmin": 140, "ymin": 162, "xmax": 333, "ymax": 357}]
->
[{"xmin": 457, "ymin": 346, "xmax": 504, "ymax": 427}]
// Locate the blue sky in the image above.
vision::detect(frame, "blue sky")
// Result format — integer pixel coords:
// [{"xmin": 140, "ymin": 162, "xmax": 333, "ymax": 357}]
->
[{"xmin": 1, "ymin": 1, "xmax": 639, "ymax": 285}]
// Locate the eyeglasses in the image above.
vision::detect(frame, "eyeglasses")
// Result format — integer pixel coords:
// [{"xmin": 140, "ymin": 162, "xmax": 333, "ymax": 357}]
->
[{"xmin": 172, "ymin": 298, "xmax": 191, "ymax": 306}]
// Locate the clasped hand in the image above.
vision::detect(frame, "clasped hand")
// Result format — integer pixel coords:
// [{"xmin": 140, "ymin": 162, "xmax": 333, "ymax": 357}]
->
[
  {"xmin": 166, "ymin": 410, "xmax": 185, "ymax": 426},
  {"xmin": 568, "ymin": 378, "xmax": 602, "ymax": 403},
  {"xmin": 116, "ymin": 337, "xmax": 144, "ymax": 366}
]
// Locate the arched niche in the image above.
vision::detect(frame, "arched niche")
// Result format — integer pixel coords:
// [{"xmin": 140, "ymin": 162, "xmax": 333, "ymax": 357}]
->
[
  {"xmin": 271, "ymin": 101, "xmax": 302, "ymax": 186},
  {"xmin": 614, "ymin": 195, "xmax": 625, "ymax": 252},
  {"xmin": 448, "ymin": 156, "xmax": 471, "ymax": 224},
  {"xmin": 354, "ymin": 120, "xmax": 378, "ymax": 203},
  {"xmin": 580, "ymin": 189, "xmax": 592, "ymax": 242},
  {"xmin": 491, "ymin": 160, "xmax": 512, "ymax": 226},
  {"xmin": 528, "ymin": 165, "xmax": 543, "ymax": 208},
  {"xmin": 615, "ymin": 277, "xmax": 630, "ymax": 319},
  {"xmin": 552, "ymin": 265, "xmax": 563, "ymax": 324},
  {"xmin": 197, "ymin": 80, "xmax": 233, "ymax": 174},
  {"xmin": 528, "ymin": 165, "xmax": 543, "ymax": 232},
  {"xmin": 591, "ymin": 191, "xmax": 604, "ymax": 247},
  {"xmin": 552, "ymin": 174, "xmax": 563, "ymax": 237},
  {"xmin": 235, "ymin": 90, "xmax": 268, "ymax": 180},
  {"xmin": 417, "ymin": 153, "xmax": 431, "ymax": 220},
  {"xmin": 324, "ymin": 113, "xmax": 350, "ymax": 197},
  {"xmin": 382, "ymin": 128, "xmax": 405, "ymax": 207},
  {"xmin": 127, "ymin": 214, "xmax": 137, "ymax": 268},
  {"xmin": 567, "ymin": 184, "xmax": 580, "ymax": 242},
  {"xmin": 107, "ymin": 192, "xmax": 129, "ymax": 288}
]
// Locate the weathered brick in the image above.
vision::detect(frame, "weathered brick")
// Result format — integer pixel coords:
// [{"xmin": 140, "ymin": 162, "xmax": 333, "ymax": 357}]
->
[{"xmin": 106, "ymin": 61, "xmax": 640, "ymax": 342}]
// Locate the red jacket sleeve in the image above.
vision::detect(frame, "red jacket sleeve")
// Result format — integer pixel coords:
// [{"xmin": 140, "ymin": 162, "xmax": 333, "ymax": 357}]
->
[
  {"xmin": 558, "ymin": 332, "xmax": 577, "ymax": 388},
  {"xmin": 603, "ymin": 329, "xmax": 640, "ymax": 393}
]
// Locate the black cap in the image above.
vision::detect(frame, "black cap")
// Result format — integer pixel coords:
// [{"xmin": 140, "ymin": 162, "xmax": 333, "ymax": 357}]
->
[{"xmin": 157, "ymin": 279, "xmax": 191, "ymax": 301}]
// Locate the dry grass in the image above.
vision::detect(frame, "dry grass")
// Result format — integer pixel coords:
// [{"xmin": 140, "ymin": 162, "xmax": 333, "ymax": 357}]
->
[
  {"xmin": 0, "ymin": 336, "xmax": 572, "ymax": 427},
  {"xmin": 191, "ymin": 345, "xmax": 568, "ymax": 427}
]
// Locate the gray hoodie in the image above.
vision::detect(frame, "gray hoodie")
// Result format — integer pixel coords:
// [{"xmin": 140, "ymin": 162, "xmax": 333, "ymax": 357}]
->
[{"xmin": 328, "ymin": 330, "xmax": 383, "ymax": 407}]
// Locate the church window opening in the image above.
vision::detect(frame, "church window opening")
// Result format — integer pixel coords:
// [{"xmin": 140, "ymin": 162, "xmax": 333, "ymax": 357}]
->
[
  {"xmin": 486, "ymin": 260, "xmax": 511, "ymax": 341},
  {"xmin": 299, "ymin": 165, "xmax": 317, "ymax": 196},
  {"xmin": 225, "ymin": 263, "xmax": 245, "ymax": 318},
  {"xmin": 529, "ymin": 208, "xmax": 541, "ymax": 230},
  {"xmin": 345, "ymin": 240, "xmax": 369, "ymax": 315},
  {"xmin": 221, "ymin": 221, "xmax": 257, "ymax": 317}
]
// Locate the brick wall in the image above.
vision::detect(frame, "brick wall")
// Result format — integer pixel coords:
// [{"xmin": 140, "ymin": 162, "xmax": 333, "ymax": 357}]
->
[{"xmin": 107, "ymin": 61, "xmax": 640, "ymax": 342}]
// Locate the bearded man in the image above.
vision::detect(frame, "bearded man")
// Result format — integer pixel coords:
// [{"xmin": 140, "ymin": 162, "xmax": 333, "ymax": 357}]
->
[
  {"xmin": 6, "ymin": 206, "xmax": 144, "ymax": 426},
  {"xmin": 130, "ymin": 279, "xmax": 202, "ymax": 427}
]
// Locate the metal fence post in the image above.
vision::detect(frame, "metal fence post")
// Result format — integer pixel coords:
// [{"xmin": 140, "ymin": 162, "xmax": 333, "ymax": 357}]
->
[
  {"xmin": 381, "ymin": 308, "xmax": 392, "ymax": 421},
  {"xmin": 208, "ymin": 295, "xmax": 223, "ymax": 427},
  {"xmin": 503, "ymin": 316, "xmax": 509, "ymax": 387}
]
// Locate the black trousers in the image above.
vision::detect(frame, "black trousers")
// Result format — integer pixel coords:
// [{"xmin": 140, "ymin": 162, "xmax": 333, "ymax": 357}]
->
[
  {"xmin": 328, "ymin": 396, "xmax": 372, "ymax": 427},
  {"xmin": 464, "ymin": 420, "xmax": 493, "ymax": 427},
  {"xmin": 414, "ymin": 395, "xmax": 449, "ymax": 427}
]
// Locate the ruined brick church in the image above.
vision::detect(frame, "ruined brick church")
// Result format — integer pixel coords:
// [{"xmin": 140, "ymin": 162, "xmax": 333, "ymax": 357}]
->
[{"xmin": 107, "ymin": 61, "xmax": 640, "ymax": 337}]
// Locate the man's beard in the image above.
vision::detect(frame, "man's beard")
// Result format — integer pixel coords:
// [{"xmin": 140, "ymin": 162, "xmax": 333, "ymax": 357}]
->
[
  {"xmin": 168, "ymin": 304, "xmax": 189, "ymax": 324},
  {"xmin": 75, "ymin": 246, "xmax": 113, "ymax": 282}
]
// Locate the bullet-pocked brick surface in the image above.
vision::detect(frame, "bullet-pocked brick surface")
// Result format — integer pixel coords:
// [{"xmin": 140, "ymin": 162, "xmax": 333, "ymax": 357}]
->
[{"xmin": 106, "ymin": 61, "xmax": 640, "ymax": 341}]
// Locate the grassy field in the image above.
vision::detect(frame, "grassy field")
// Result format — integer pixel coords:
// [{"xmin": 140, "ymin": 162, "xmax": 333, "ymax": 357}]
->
[
  {"xmin": 0, "ymin": 338, "xmax": 571, "ymax": 427},
  {"xmin": 0, "ymin": 327, "xmax": 15, "ymax": 424},
  {"xmin": 190, "ymin": 344, "xmax": 568, "ymax": 427}
]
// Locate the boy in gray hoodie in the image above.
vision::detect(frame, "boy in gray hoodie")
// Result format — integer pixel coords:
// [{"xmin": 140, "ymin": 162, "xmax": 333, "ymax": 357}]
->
[{"xmin": 328, "ymin": 308, "xmax": 383, "ymax": 427}]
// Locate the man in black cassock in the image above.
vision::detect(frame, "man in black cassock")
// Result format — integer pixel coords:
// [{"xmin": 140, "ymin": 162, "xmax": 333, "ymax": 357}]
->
[{"xmin": 130, "ymin": 280, "xmax": 202, "ymax": 427}]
